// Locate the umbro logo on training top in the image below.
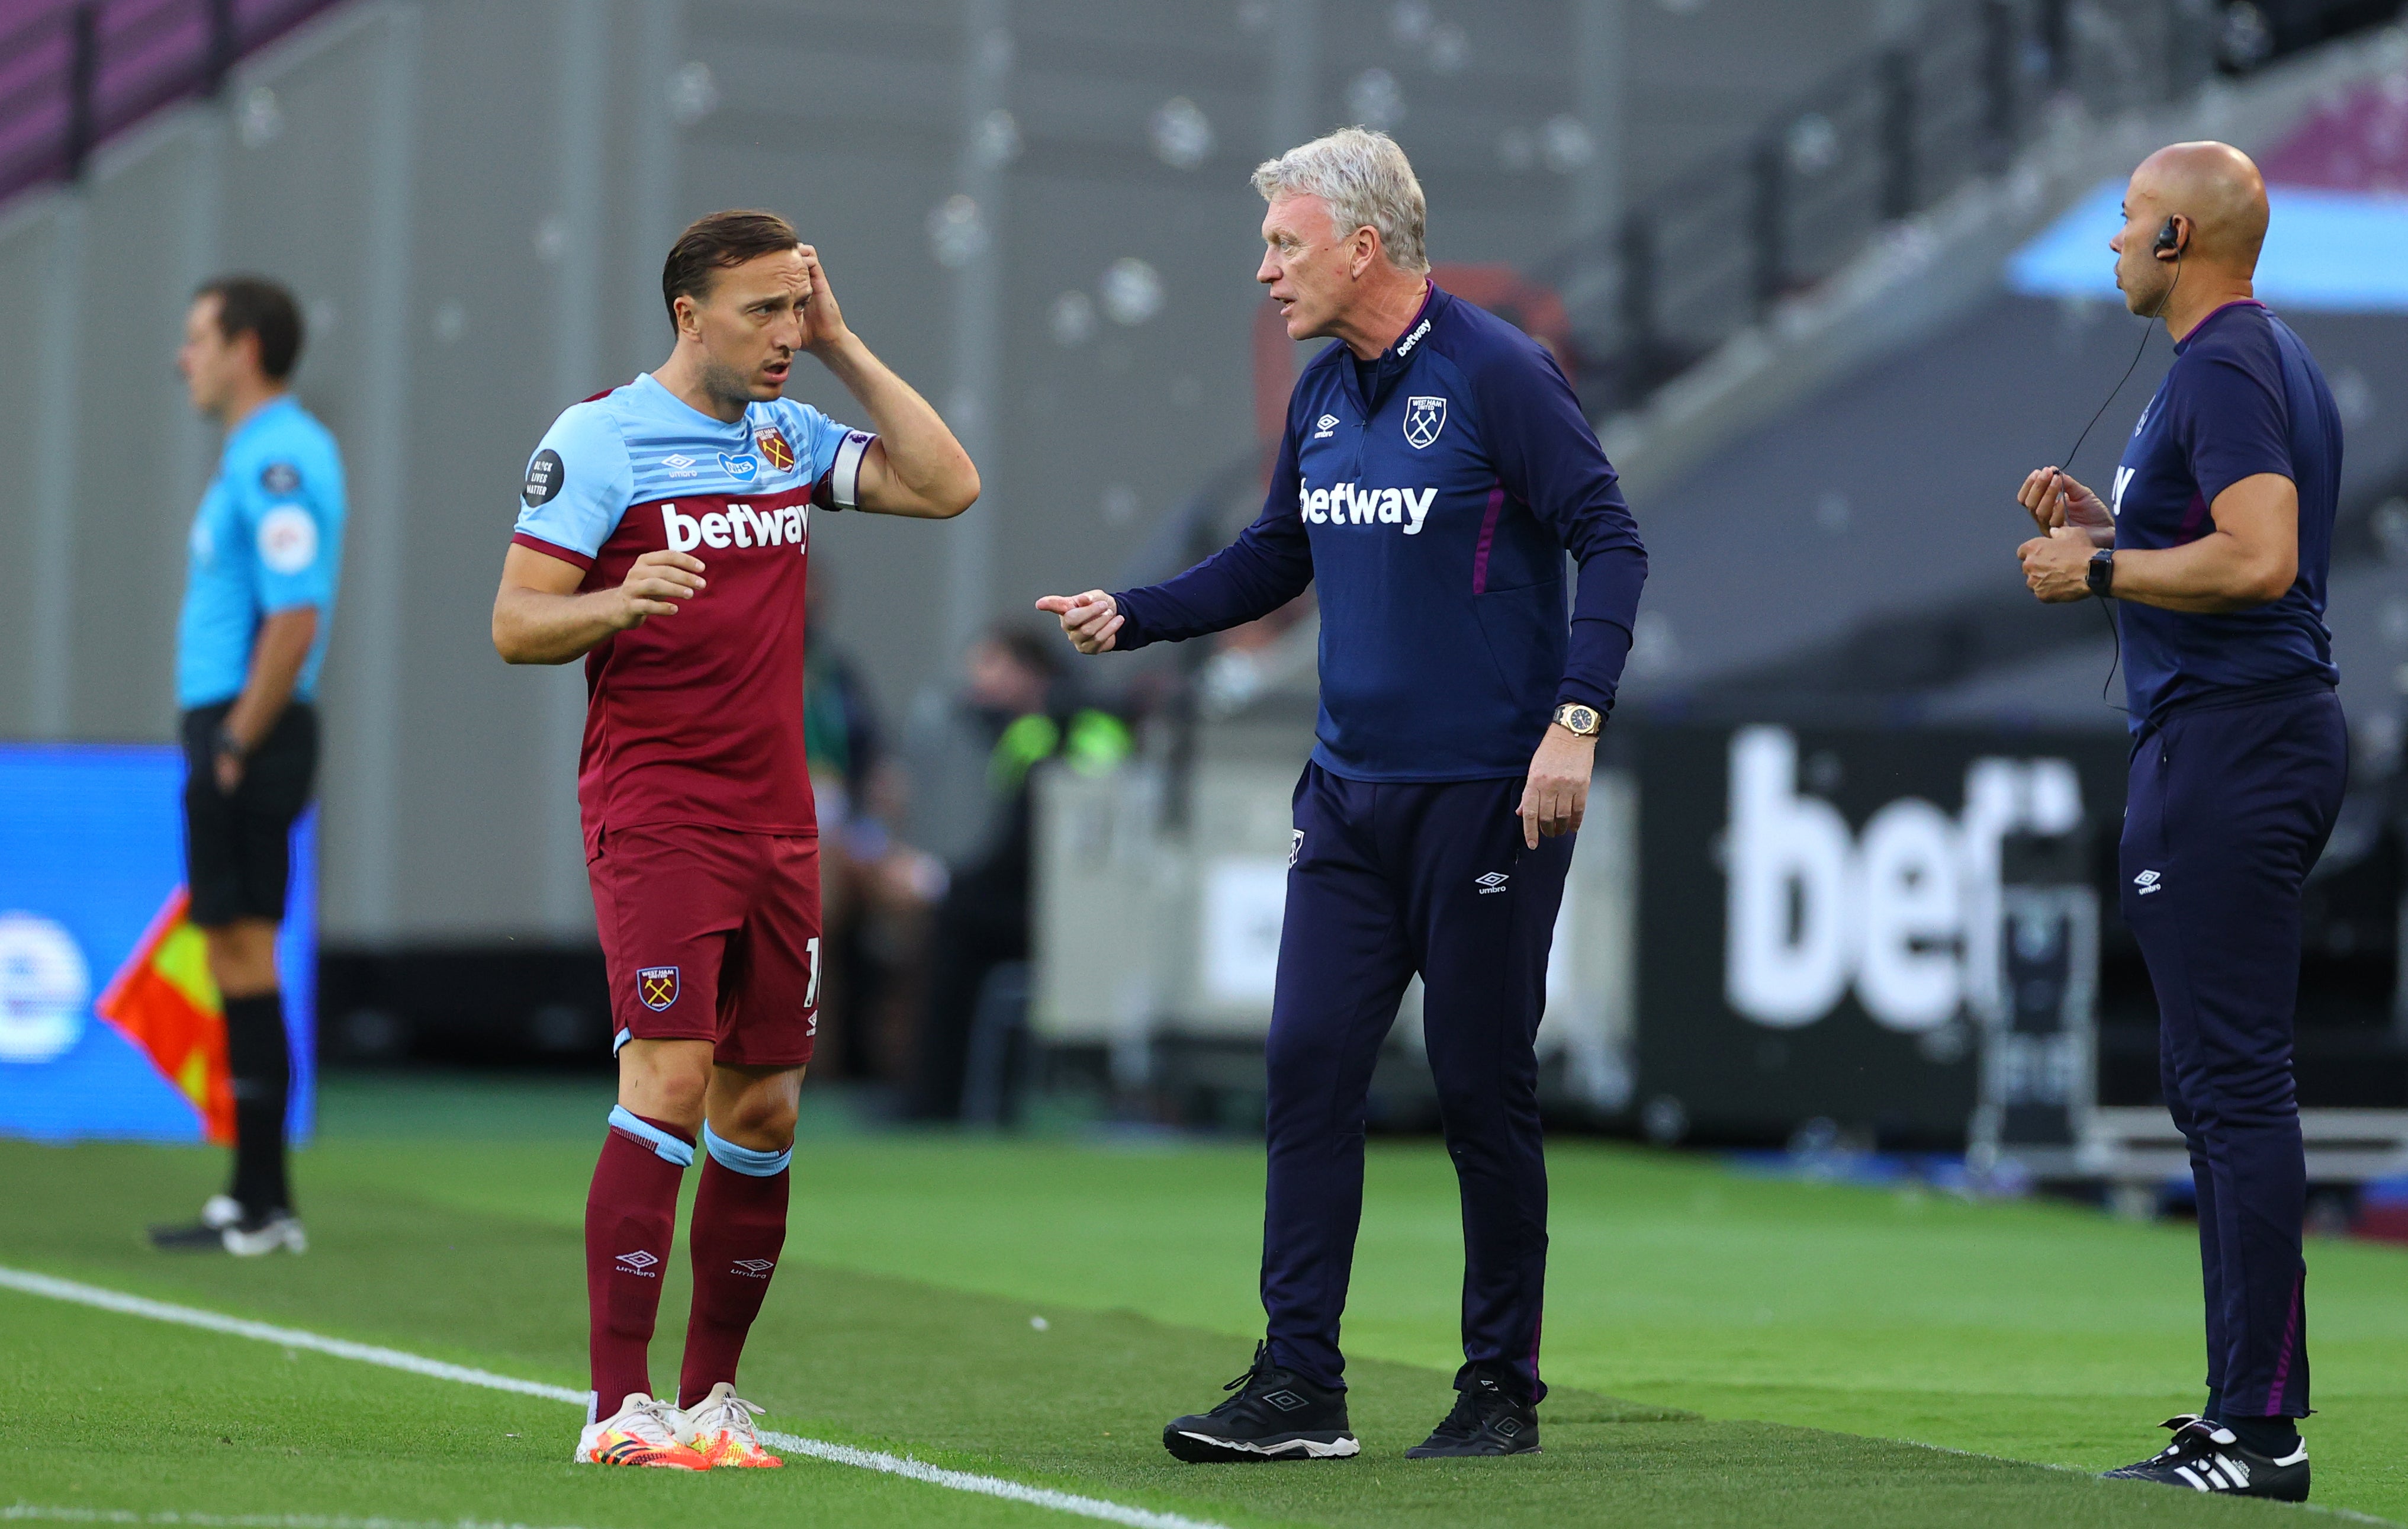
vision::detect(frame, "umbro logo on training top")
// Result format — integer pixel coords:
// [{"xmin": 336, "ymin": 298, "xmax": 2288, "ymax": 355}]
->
[
  {"xmin": 2134, "ymin": 870, "xmax": 2162, "ymax": 895},
  {"xmin": 1312, "ymin": 414, "xmax": 1340, "ymax": 439}
]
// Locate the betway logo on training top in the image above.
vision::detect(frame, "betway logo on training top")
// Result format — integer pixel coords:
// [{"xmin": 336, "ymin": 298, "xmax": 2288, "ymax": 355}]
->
[
  {"xmin": 1300, "ymin": 479, "xmax": 1436, "ymax": 535},
  {"xmin": 661, "ymin": 500, "xmax": 806, "ymax": 554}
]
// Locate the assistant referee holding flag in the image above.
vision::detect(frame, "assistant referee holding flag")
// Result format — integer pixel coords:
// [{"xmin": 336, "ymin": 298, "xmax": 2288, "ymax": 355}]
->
[
  {"xmin": 1040, "ymin": 128, "xmax": 1647, "ymax": 1461},
  {"xmin": 150, "ymin": 277, "xmax": 343, "ymax": 1258},
  {"xmin": 2017, "ymin": 142, "xmax": 2343, "ymax": 1502}
]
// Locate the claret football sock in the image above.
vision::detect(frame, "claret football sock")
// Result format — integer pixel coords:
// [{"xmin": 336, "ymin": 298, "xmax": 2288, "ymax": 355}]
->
[
  {"xmin": 224, "ymin": 992, "xmax": 291, "ymax": 1217},
  {"xmin": 586, "ymin": 1107, "xmax": 693, "ymax": 1409},
  {"xmin": 677, "ymin": 1124, "xmax": 792, "ymax": 1409}
]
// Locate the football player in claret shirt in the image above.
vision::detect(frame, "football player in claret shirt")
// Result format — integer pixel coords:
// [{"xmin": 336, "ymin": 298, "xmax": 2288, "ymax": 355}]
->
[{"xmin": 491, "ymin": 210, "xmax": 977, "ymax": 1469}]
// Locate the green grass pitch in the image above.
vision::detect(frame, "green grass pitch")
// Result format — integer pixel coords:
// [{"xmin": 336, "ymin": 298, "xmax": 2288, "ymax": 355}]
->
[{"xmin": 2, "ymin": 1071, "xmax": 2403, "ymax": 1528}]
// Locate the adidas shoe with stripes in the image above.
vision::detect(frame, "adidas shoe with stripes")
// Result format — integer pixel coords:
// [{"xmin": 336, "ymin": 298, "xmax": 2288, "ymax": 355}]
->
[
  {"xmin": 574, "ymin": 1393, "xmax": 711, "ymax": 1470},
  {"xmin": 2100, "ymin": 1415, "xmax": 2308, "ymax": 1501}
]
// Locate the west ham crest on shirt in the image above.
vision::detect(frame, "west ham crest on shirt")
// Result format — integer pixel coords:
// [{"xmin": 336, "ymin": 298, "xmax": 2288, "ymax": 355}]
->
[
  {"xmin": 637, "ymin": 966, "xmax": 680, "ymax": 1011},
  {"xmin": 1403, "ymin": 395, "xmax": 1447, "ymax": 449},
  {"xmin": 754, "ymin": 426, "xmax": 795, "ymax": 473}
]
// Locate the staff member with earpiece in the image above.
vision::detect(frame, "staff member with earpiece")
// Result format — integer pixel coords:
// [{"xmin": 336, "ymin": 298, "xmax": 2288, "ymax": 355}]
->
[{"xmin": 2016, "ymin": 141, "xmax": 2344, "ymax": 1504}]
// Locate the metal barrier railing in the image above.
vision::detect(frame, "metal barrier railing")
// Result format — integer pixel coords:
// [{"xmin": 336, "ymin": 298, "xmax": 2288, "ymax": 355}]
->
[
  {"xmin": 1539, "ymin": 0, "xmax": 2224, "ymax": 418},
  {"xmin": 0, "ymin": 0, "xmax": 345, "ymax": 202}
]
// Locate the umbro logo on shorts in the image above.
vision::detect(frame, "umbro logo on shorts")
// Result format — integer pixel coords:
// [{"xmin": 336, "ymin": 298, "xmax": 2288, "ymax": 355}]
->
[
  {"xmin": 1290, "ymin": 830, "xmax": 1304, "ymax": 866},
  {"xmin": 731, "ymin": 1258, "xmax": 775, "ymax": 1279},
  {"xmin": 638, "ymin": 966, "xmax": 680, "ymax": 1010},
  {"xmin": 1475, "ymin": 871, "xmax": 1510, "ymax": 895},
  {"xmin": 616, "ymin": 1249, "xmax": 660, "ymax": 1276},
  {"xmin": 2134, "ymin": 870, "xmax": 2163, "ymax": 896}
]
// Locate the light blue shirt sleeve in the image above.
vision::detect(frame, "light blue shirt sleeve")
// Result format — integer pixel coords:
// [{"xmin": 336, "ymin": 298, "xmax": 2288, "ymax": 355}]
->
[
  {"xmin": 242, "ymin": 445, "xmax": 335, "ymax": 615},
  {"xmin": 513, "ymin": 402, "xmax": 633, "ymax": 563},
  {"xmin": 774, "ymin": 399, "xmax": 862, "ymax": 480}
]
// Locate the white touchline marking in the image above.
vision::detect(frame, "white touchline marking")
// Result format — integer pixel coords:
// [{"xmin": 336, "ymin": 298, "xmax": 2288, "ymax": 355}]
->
[{"xmin": 0, "ymin": 1267, "xmax": 1230, "ymax": 1529}]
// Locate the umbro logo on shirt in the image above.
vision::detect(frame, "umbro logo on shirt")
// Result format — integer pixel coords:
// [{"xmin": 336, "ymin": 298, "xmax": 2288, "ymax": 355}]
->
[
  {"xmin": 2134, "ymin": 870, "xmax": 2163, "ymax": 895},
  {"xmin": 1312, "ymin": 414, "xmax": 1340, "ymax": 439}
]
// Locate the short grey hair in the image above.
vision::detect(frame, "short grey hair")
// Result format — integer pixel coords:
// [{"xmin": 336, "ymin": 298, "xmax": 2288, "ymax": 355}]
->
[{"xmin": 1252, "ymin": 127, "xmax": 1429, "ymax": 275}]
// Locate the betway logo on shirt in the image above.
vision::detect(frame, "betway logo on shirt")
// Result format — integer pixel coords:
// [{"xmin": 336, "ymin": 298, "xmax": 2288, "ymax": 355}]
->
[
  {"xmin": 661, "ymin": 500, "xmax": 806, "ymax": 553},
  {"xmin": 1300, "ymin": 478, "xmax": 1437, "ymax": 536}
]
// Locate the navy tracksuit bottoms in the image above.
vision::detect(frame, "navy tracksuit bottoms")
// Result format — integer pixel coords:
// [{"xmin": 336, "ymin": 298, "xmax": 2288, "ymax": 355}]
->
[
  {"xmin": 2120, "ymin": 679, "xmax": 2346, "ymax": 1421},
  {"xmin": 1261, "ymin": 762, "xmax": 1573, "ymax": 1403}
]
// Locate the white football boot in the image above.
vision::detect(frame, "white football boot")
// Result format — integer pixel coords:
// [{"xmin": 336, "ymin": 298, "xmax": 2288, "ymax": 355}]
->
[
  {"xmin": 685, "ymin": 1382, "xmax": 785, "ymax": 1468},
  {"xmin": 574, "ymin": 1393, "xmax": 710, "ymax": 1469}
]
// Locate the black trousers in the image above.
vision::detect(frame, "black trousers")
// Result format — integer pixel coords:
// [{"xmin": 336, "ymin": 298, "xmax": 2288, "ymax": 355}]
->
[
  {"xmin": 1262, "ymin": 763, "xmax": 1572, "ymax": 1402},
  {"xmin": 2120, "ymin": 679, "xmax": 2346, "ymax": 1419}
]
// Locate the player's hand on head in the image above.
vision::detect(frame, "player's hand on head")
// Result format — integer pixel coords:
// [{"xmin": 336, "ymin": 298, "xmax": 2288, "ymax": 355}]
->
[
  {"xmin": 795, "ymin": 245, "xmax": 850, "ymax": 356},
  {"xmin": 614, "ymin": 549, "xmax": 707, "ymax": 628},
  {"xmin": 1035, "ymin": 591, "xmax": 1123, "ymax": 654}
]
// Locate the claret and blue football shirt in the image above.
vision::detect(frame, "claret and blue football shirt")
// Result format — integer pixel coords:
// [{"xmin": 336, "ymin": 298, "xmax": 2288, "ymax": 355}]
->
[
  {"xmin": 176, "ymin": 394, "xmax": 346, "ymax": 709},
  {"xmin": 2110, "ymin": 299, "xmax": 2342, "ymax": 726},
  {"xmin": 509, "ymin": 372, "xmax": 874, "ymax": 850},
  {"xmin": 1110, "ymin": 284, "xmax": 1648, "ymax": 780}
]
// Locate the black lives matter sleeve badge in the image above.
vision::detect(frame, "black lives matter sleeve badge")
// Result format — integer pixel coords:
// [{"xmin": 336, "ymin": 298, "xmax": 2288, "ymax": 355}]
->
[
  {"xmin": 523, "ymin": 449, "xmax": 564, "ymax": 507},
  {"xmin": 261, "ymin": 462, "xmax": 301, "ymax": 495}
]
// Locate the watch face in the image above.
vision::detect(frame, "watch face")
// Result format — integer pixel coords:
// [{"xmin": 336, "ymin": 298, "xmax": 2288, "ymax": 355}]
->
[{"xmin": 1562, "ymin": 705, "xmax": 1597, "ymax": 734}]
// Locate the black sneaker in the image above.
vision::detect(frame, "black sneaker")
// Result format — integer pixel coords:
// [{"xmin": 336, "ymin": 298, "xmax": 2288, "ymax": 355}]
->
[
  {"xmin": 1161, "ymin": 1342, "xmax": 1359, "ymax": 1462},
  {"xmin": 2100, "ymin": 1415, "xmax": 2308, "ymax": 1501},
  {"xmin": 1405, "ymin": 1369, "xmax": 1541, "ymax": 1458},
  {"xmin": 148, "ymin": 1220, "xmax": 232, "ymax": 1251}
]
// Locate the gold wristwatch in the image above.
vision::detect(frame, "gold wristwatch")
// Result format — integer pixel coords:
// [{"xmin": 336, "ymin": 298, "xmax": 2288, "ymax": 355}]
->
[{"xmin": 1552, "ymin": 702, "xmax": 1601, "ymax": 737}]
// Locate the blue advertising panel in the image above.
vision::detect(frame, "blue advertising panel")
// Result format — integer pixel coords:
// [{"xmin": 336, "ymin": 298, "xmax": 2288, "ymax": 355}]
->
[{"xmin": 0, "ymin": 744, "xmax": 314, "ymax": 1143}]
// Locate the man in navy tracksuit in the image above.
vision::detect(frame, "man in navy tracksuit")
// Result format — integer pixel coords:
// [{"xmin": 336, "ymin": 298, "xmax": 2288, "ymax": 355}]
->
[
  {"xmin": 2018, "ymin": 142, "xmax": 2343, "ymax": 1503},
  {"xmin": 1040, "ymin": 127, "xmax": 1646, "ymax": 1461}
]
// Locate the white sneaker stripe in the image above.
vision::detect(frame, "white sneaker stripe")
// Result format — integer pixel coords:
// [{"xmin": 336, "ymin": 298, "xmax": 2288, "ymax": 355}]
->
[{"xmin": 2174, "ymin": 1465, "xmax": 2209, "ymax": 1490}]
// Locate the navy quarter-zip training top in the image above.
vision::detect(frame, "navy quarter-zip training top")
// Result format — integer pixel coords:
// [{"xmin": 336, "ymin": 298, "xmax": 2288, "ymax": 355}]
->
[{"xmin": 1111, "ymin": 284, "xmax": 1648, "ymax": 782}]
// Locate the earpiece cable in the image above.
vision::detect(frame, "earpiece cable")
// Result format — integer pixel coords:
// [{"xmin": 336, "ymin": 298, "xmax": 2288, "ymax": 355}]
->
[{"xmin": 2054, "ymin": 246, "xmax": 2182, "ymax": 715}]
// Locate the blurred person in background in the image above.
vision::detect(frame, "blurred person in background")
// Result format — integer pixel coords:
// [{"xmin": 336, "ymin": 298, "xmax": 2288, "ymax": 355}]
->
[
  {"xmin": 492, "ymin": 210, "xmax": 978, "ymax": 1470},
  {"xmin": 905, "ymin": 625, "xmax": 1129, "ymax": 1122},
  {"xmin": 149, "ymin": 277, "xmax": 343, "ymax": 1260},
  {"xmin": 1038, "ymin": 127, "xmax": 1647, "ymax": 1463},
  {"xmin": 805, "ymin": 560, "xmax": 943, "ymax": 1087},
  {"xmin": 2017, "ymin": 142, "xmax": 2342, "ymax": 1503}
]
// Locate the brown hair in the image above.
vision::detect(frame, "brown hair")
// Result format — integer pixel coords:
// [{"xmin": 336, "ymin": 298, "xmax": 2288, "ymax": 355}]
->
[
  {"xmin": 661, "ymin": 210, "xmax": 801, "ymax": 323},
  {"xmin": 195, "ymin": 275, "xmax": 304, "ymax": 380}
]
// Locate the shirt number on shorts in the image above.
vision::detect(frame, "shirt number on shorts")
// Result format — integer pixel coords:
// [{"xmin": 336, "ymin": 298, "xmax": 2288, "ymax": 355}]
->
[{"xmin": 804, "ymin": 936, "xmax": 822, "ymax": 1010}]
